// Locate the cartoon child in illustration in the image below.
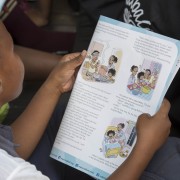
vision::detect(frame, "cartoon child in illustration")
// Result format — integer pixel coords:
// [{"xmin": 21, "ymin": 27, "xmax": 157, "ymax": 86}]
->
[
  {"xmin": 99, "ymin": 55, "xmax": 118, "ymax": 76},
  {"xmin": 127, "ymin": 65, "xmax": 138, "ymax": 86},
  {"xmin": 115, "ymin": 123, "xmax": 126, "ymax": 148},
  {"xmin": 136, "ymin": 71, "xmax": 145, "ymax": 85},
  {"xmin": 106, "ymin": 68, "xmax": 116, "ymax": 83},
  {"xmin": 94, "ymin": 68, "xmax": 116, "ymax": 83},
  {"xmin": 105, "ymin": 130, "xmax": 117, "ymax": 144},
  {"xmin": 106, "ymin": 55, "xmax": 118, "ymax": 71},
  {"xmin": 144, "ymin": 69, "xmax": 151, "ymax": 84},
  {"xmin": 86, "ymin": 50, "xmax": 100, "ymax": 78}
]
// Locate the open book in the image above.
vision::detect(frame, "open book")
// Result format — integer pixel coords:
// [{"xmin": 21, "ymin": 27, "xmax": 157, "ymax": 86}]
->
[{"xmin": 50, "ymin": 16, "xmax": 180, "ymax": 180}]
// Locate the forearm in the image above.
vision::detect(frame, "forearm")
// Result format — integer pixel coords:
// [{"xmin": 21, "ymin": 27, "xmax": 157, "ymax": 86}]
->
[
  {"xmin": 11, "ymin": 80, "xmax": 61, "ymax": 159},
  {"xmin": 108, "ymin": 142, "xmax": 155, "ymax": 180},
  {"xmin": 14, "ymin": 45, "xmax": 60, "ymax": 80},
  {"xmin": 10, "ymin": 51, "xmax": 86, "ymax": 159}
]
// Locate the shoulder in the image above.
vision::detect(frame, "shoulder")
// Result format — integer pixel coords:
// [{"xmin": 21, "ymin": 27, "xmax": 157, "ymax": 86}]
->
[
  {"xmin": 123, "ymin": 0, "xmax": 180, "ymax": 39},
  {"xmin": 0, "ymin": 148, "xmax": 49, "ymax": 180}
]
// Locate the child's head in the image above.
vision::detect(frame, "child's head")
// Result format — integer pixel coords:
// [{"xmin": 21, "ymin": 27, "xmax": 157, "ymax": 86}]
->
[
  {"xmin": 117, "ymin": 123, "xmax": 125, "ymax": 131},
  {"xmin": 107, "ymin": 130, "xmax": 115, "ymax": 138},
  {"xmin": 137, "ymin": 72, "xmax": 145, "ymax": 80},
  {"xmin": 108, "ymin": 55, "xmax": 118, "ymax": 65},
  {"xmin": 91, "ymin": 50, "xmax": 100, "ymax": 62},
  {"xmin": 108, "ymin": 68, "xmax": 116, "ymax": 77},
  {"xmin": 144, "ymin": 69, "xmax": 151, "ymax": 78},
  {"xmin": 0, "ymin": 21, "xmax": 24, "ymax": 106},
  {"xmin": 130, "ymin": 65, "xmax": 138, "ymax": 76}
]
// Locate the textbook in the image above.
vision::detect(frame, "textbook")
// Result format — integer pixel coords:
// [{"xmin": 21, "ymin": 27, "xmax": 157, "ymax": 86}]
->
[{"xmin": 50, "ymin": 16, "xmax": 180, "ymax": 180}]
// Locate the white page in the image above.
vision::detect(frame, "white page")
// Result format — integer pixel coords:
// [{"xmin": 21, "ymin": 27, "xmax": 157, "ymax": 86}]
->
[{"xmin": 50, "ymin": 16, "xmax": 180, "ymax": 180}]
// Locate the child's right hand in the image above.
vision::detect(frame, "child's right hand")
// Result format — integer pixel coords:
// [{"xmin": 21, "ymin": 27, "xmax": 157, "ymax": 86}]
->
[
  {"xmin": 135, "ymin": 99, "xmax": 171, "ymax": 153},
  {"xmin": 45, "ymin": 50, "xmax": 87, "ymax": 95}
]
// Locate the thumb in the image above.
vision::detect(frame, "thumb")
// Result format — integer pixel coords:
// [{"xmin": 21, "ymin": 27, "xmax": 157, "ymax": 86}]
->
[
  {"xmin": 155, "ymin": 99, "xmax": 170, "ymax": 118},
  {"xmin": 67, "ymin": 50, "xmax": 87, "ymax": 68}
]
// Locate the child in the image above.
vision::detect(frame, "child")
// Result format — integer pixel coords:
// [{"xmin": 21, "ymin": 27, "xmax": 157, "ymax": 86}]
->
[
  {"xmin": 101, "ymin": 55, "xmax": 118, "ymax": 72},
  {"xmin": 0, "ymin": 19, "xmax": 91, "ymax": 179},
  {"xmin": 99, "ymin": 55, "xmax": 118, "ymax": 77},
  {"xmin": 86, "ymin": 50, "xmax": 100, "ymax": 78},
  {"xmin": 136, "ymin": 71, "xmax": 145, "ymax": 85},
  {"xmin": 106, "ymin": 68, "xmax": 116, "ymax": 83},
  {"xmin": 105, "ymin": 130, "xmax": 117, "ymax": 144},
  {"xmin": 0, "ymin": 15, "xmax": 177, "ymax": 180},
  {"xmin": 127, "ymin": 65, "xmax": 138, "ymax": 86},
  {"xmin": 107, "ymin": 55, "xmax": 118, "ymax": 71},
  {"xmin": 144, "ymin": 69, "xmax": 151, "ymax": 83}
]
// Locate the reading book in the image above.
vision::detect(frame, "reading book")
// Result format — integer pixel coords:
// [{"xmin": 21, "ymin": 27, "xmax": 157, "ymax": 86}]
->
[{"xmin": 50, "ymin": 16, "xmax": 180, "ymax": 180}]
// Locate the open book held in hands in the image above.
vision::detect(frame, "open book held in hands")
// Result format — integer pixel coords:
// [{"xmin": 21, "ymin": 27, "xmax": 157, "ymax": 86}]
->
[{"xmin": 50, "ymin": 16, "xmax": 180, "ymax": 180}]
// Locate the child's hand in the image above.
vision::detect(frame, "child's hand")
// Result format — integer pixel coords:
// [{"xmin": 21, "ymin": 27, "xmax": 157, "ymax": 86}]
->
[
  {"xmin": 46, "ymin": 50, "xmax": 87, "ymax": 94},
  {"xmin": 135, "ymin": 99, "xmax": 171, "ymax": 152}
]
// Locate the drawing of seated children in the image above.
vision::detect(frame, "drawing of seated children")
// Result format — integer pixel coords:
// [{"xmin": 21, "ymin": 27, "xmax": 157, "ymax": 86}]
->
[
  {"xmin": 85, "ymin": 50, "xmax": 100, "ymax": 79},
  {"xmin": 127, "ymin": 65, "xmax": 138, "ymax": 86},
  {"xmin": 136, "ymin": 71, "xmax": 153, "ymax": 94},
  {"xmin": 115, "ymin": 123, "xmax": 126, "ymax": 149},
  {"xmin": 136, "ymin": 71, "xmax": 145, "ymax": 86},
  {"xmin": 144, "ymin": 69, "xmax": 151, "ymax": 84},
  {"xmin": 94, "ymin": 68, "xmax": 116, "ymax": 83},
  {"xmin": 104, "ymin": 130, "xmax": 117, "ymax": 144},
  {"xmin": 100, "ymin": 55, "xmax": 118, "ymax": 76},
  {"xmin": 102, "ymin": 128, "xmax": 121, "ymax": 158},
  {"xmin": 106, "ymin": 68, "xmax": 116, "ymax": 83}
]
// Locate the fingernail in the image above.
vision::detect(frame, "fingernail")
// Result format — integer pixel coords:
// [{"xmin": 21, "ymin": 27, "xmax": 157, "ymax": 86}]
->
[{"xmin": 81, "ymin": 50, "xmax": 87, "ymax": 56}]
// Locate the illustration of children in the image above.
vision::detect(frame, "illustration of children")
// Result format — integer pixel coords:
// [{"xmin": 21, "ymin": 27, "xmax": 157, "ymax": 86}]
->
[
  {"xmin": 86, "ymin": 50, "xmax": 100, "ymax": 78},
  {"xmin": 144, "ymin": 69, "xmax": 151, "ymax": 84},
  {"xmin": 105, "ymin": 130, "xmax": 117, "ymax": 144},
  {"xmin": 106, "ymin": 55, "xmax": 118, "ymax": 71},
  {"xmin": 94, "ymin": 68, "xmax": 116, "ymax": 83},
  {"xmin": 99, "ymin": 55, "xmax": 118, "ymax": 77},
  {"xmin": 115, "ymin": 123, "xmax": 126, "ymax": 148},
  {"xmin": 106, "ymin": 68, "xmax": 116, "ymax": 83},
  {"xmin": 136, "ymin": 71, "xmax": 145, "ymax": 86},
  {"xmin": 127, "ymin": 65, "xmax": 138, "ymax": 85}
]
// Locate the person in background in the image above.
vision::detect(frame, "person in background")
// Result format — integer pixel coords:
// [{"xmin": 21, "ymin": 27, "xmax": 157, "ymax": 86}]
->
[{"xmin": 24, "ymin": 0, "xmax": 53, "ymax": 27}]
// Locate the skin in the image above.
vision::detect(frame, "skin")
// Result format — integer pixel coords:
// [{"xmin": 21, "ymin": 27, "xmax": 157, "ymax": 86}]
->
[
  {"xmin": 0, "ymin": 21, "xmax": 86, "ymax": 159},
  {"xmin": 14, "ymin": 45, "xmax": 60, "ymax": 80},
  {"xmin": 0, "ymin": 21, "xmax": 172, "ymax": 179},
  {"xmin": 108, "ymin": 99, "xmax": 171, "ymax": 180}
]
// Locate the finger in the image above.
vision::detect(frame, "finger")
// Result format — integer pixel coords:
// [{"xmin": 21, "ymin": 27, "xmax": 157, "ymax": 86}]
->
[
  {"xmin": 67, "ymin": 50, "xmax": 87, "ymax": 68},
  {"xmin": 66, "ymin": 52, "xmax": 82, "ymax": 59},
  {"xmin": 138, "ymin": 113, "xmax": 151, "ymax": 121},
  {"xmin": 155, "ymin": 99, "xmax": 171, "ymax": 117},
  {"xmin": 61, "ymin": 52, "xmax": 81, "ymax": 62}
]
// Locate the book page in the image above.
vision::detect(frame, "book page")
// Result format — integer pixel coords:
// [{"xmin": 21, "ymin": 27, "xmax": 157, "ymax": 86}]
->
[{"xmin": 50, "ymin": 16, "xmax": 180, "ymax": 180}]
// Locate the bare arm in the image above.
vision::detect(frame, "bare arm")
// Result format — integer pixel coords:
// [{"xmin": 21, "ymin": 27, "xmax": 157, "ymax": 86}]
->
[
  {"xmin": 14, "ymin": 45, "xmax": 60, "ymax": 80},
  {"xmin": 108, "ymin": 99, "xmax": 171, "ymax": 180},
  {"xmin": 11, "ymin": 51, "xmax": 87, "ymax": 159}
]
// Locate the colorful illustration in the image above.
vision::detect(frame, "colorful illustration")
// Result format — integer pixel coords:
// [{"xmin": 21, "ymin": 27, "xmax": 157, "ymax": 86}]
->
[
  {"xmin": 127, "ymin": 59, "xmax": 162, "ymax": 100},
  {"xmin": 100, "ymin": 119, "xmax": 136, "ymax": 159},
  {"xmin": 81, "ymin": 41, "xmax": 122, "ymax": 83}
]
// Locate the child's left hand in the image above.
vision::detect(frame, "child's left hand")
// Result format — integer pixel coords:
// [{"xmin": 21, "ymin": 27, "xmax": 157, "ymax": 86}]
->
[{"xmin": 46, "ymin": 50, "xmax": 87, "ymax": 94}]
